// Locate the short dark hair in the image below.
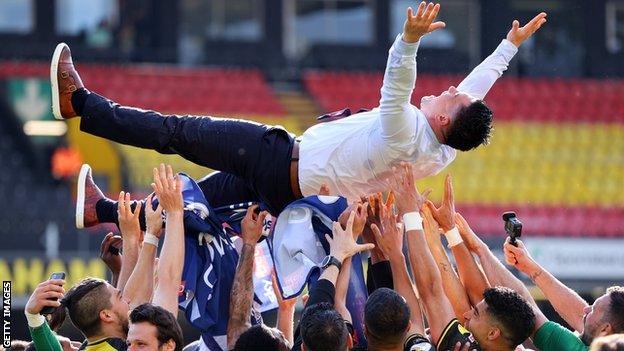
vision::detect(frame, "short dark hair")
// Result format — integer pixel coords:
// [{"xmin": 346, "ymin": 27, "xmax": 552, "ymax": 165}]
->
[
  {"xmin": 9, "ymin": 340, "xmax": 30, "ymax": 351},
  {"xmin": 483, "ymin": 287, "xmax": 535, "ymax": 347},
  {"xmin": 590, "ymin": 334, "xmax": 624, "ymax": 351},
  {"xmin": 300, "ymin": 302, "xmax": 349, "ymax": 351},
  {"xmin": 129, "ymin": 303, "xmax": 184, "ymax": 351},
  {"xmin": 364, "ymin": 288, "xmax": 410, "ymax": 345},
  {"xmin": 606, "ymin": 286, "xmax": 624, "ymax": 333},
  {"xmin": 49, "ymin": 278, "xmax": 110, "ymax": 337},
  {"xmin": 446, "ymin": 100, "xmax": 493, "ymax": 151},
  {"xmin": 234, "ymin": 324, "xmax": 290, "ymax": 351}
]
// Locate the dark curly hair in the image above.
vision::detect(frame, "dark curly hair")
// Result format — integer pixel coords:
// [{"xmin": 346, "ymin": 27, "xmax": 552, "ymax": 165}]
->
[
  {"xmin": 300, "ymin": 302, "xmax": 349, "ymax": 351},
  {"xmin": 483, "ymin": 286, "xmax": 535, "ymax": 348},
  {"xmin": 234, "ymin": 324, "xmax": 290, "ymax": 351},
  {"xmin": 445, "ymin": 99, "xmax": 493, "ymax": 151},
  {"xmin": 129, "ymin": 303, "xmax": 184, "ymax": 351},
  {"xmin": 364, "ymin": 288, "xmax": 410, "ymax": 345}
]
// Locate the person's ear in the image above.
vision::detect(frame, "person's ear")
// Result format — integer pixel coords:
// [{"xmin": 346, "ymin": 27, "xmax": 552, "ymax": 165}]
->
[
  {"xmin": 487, "ymin": 327, "xmax": 501, "ymax": 341},
  {"xmin": 163, "ymin": 339, "xmax": 175, "ymax": 351},
  {"xmin": 346, "ymin": 333, "xmax": 354, "ymax": 349},
  {"xmin": 599, "ymin": 322, "xmax": 612, "ymax": 337},
  {"xmin": 438, "ymin": 114, "xmax": 451, "ymax": 126},
  {"xmin": 99, "ymin": 309, "xmax": 114, "ymax": 323},
  {"xmin": 405, "ymin": 320, "xmax": 412, "ymax": 333}
]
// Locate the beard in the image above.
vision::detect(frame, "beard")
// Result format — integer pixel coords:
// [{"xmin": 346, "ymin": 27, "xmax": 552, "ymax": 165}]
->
[{"xmin": 580, "ymin": 331, "xmax": 593, "ymax": 346}]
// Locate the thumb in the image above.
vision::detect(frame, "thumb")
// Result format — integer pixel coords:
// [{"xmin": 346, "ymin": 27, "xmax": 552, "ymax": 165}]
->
[
  {"xmin": 355, "ymin": 243, "xmax": 375, "ymax": 254},
  {"xmin": 512, "ymin": 19, "xmax": 520, "ymax": 30},
  {"xmin": 371, "ymin": 224, "xmax": 382, "ymax": 242}
]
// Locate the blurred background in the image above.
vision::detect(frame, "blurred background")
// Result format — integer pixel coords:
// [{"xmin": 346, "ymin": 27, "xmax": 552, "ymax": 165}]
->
[{"xmin": 0, "ymin": 0, "xmax": 622, "ymax": 344}]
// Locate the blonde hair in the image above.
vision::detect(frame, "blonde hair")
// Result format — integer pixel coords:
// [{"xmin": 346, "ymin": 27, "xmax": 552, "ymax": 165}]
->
[{"xmin": 590, "ymin": 334, "xmax": 624, "ymax": 351}]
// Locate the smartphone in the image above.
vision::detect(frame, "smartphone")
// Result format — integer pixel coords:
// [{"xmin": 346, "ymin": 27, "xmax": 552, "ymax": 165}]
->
[
  {"xmin": 40, "ymin": 272, "xmax": 66, "ymax": 315},
  {"xmin": 108, "ymin": 245, "xmax": 120, "ymax": 256}
]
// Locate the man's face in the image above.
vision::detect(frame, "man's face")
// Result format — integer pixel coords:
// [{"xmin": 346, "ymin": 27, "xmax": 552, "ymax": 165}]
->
[
  {"xmin": 581, "ymin": 293, "xmax": 611, "ymax": 344},
  {"xmin": 105, "ymin": 284, "xmax": 130, "ymax": 336},
  {"xmin": 463, "ymin": 299, "xmax": 491, "ymax": 345},
  {"xmin": 127, "ymin": 322, "xmax": 170, "ymax": 351},
  {"xmin": 420, "ymin": 86, "xmax": 475, "ymax": 137}
]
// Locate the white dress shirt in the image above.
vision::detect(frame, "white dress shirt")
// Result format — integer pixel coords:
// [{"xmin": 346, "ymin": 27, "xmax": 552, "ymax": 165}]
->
[{"xmin": 298, "ymin": 34, "xmax": 518, "ymax": 200}]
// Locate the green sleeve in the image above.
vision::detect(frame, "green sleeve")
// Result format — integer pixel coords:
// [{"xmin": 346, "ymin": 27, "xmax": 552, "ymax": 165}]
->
[
  {"xmin": 29, "ymin": 321, "xmax": 63, "ymax": 351},
  {"xmin": 533, "ymin": 321, "xmax": 588, "ymax": 351}
]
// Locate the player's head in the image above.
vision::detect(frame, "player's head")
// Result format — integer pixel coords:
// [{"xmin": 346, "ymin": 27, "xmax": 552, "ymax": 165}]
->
[
  {"xmin": 50, "ymin": 277, "xmax": 130, "ymax": 339},
  {"xmin": 364, "ymin": 288, "xmax": 412, "ymax": 347},
  {"xmin": 463, "ymin": 287, "xmax": 535, "ymax": 350},
  {"xmin": 127, "ymin": 303, "xmax": 184, "ymax": 351},
  {"xmin": 581, "ymin": 286, "xmax": 624, "ymax": 345},
  {"xmin": 300, "ymin": 302, "xmax": 352, "ymax": 351},
  {"xmin": 590, "ymin": 334, "xmax": 624, "ymax": 351},
  {"xmin": 421, "ymin": 86, "xmax": 493, "ymax": 151},
  {"xmin": 234, "ymin": 324, "xmax": 291, "ymax": 351}
]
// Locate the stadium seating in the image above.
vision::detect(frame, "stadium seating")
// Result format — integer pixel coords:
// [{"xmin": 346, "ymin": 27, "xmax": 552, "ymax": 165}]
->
[{"xmin": 304, "ymin": 71, "xmax": 624, "ymax": 237}]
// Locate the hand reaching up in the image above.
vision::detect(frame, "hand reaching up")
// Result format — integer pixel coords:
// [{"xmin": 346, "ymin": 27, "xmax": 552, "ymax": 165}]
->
[
  {"xmin": 328, "ymin": 211, "xmax": 375, "ymax": 263},
  {"xmin": 506, "ymin": 12, "xmax": 547, "ymax": 47},
  {"xmin": 151, "ymin": 164, "xmax": 183, "ymax": 214},
  {"xmin": 427, "ymin": 174, "xmax": 456, "ymax": 232},
  {"xmin": 403, "ymin": 2, "xmax": 446, "ymax": 43},
  {"xmin": 241, "ymin": 204, "xmax": 269, "ymax": 245}
]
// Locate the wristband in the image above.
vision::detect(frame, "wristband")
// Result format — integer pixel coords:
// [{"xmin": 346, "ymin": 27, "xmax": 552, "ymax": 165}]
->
[
  {"xmin": 25, "ymin": 311, "xmax": 46, "ymax": 328},
  {"xmin": 143, "ymin": 232, "xmax": 159, "ymax": 247},
  {"xmin": 444, "ymin": 227, "xmax": 463, "ymax": 248},
  {"xmin": 402, "ymin": 212, "xmax": 423, "ymax": 231}
]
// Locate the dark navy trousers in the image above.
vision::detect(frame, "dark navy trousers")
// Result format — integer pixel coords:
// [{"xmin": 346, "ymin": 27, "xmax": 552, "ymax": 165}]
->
[{"xmin": 80, "ymin": 92, "xmax": 298, "ymax": 216}]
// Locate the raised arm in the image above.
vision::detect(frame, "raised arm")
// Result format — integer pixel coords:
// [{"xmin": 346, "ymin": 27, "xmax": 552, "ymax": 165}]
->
[
  {"xmin": 504, "ymin": 239, "xmax": 588, "ymax": 332},
  {"xmin": 124, "ymin": 194, "xmax": 163, "ymax": 309},
  {"xmin": 380, "ymin": 2, "xmax": 445, "ymax": 141},
  {"xmin": 371, "ymin": 198, "xmax": 425, "ymax": 336},
  {"xmin": 227, "ymin": 205, "xmax": 268, "ymax": 349},
  {"xmin": 152, "ymin": 164, "xmax": 185, "ymax": 317},
  {"xmin": 457, "ymin": 13, "xmax": 546, "ymax": 100},
  {"xmin": 117, "ymin": 191, "xmax": 141, "ymax": 292},
  {"xmin": 452, "ymin": 213, "xmax": 491, "ymax": 305},
  {"xmin": 463, "ymin": 228, "xmax": 549, "ymax": 336}
]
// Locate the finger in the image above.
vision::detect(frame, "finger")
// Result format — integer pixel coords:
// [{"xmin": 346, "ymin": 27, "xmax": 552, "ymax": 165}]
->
[
  {"xmin": 512, "ymin": 19, "xmax": 520, "ymax": 31},
  {"xmin": 428, "ymin": 21, "xmax": 446, "ymax": 32},
  {"xmin": 406, "ymin": 6, "xmax": 414, "ymax": 20},
  {"xmin": 125, "ymin": 192, "xmax": 132, "ymax": 215},
  {"xmin": 40, "ymin": 290, "xmax": 65, "ymax": 300},
  {"xmin": 44, "ymin": 282, "xmax": 66, "ymax": 293},
  {"xmin": 453, "ymin": 342, "xmax": 461, "ymax": 351},
  {"xmin": 132, "ymin": 200, "xmax": 141, "ymax": 220},
  {"xmin": 175, "ymin": 175, "xmax": 183, "ymax": 193},
  {"xmin": 159, "ymin": 164, "xmax": 168, "ymax": 191},
  {"xmin": 527, "ymin": 12, "xmax": 547, "ymax": 28},
  {"xmin": 118, "ymin": 191, "xmax": 125, "ymax": 214},
  {"xmin": 445, "ymin": 174, "xmax": 454, "ymax": 205},
  {"xmin": 422, "ymin": 2, "xmax": 434, "ymax": 19},
  {"xmin": 145, "ymin": 194, "xmax": 154, "ymax": 214},
  {"xmin": 415, "ymin": 2, "xmax": 426, "ymax": 18},
  {"xmin": 427, "ymin": 3, "xmax": 440, "ymax": 22},
  {"xmin": 325, "ymin": 233, "xmax": 334, "ymax": 246},
  {"xmin": 346, "ymin": 210, "xmax": 356, "ymax": 233},
  {"xmin": 319, "ymin": 183, "xmax": 330, "ymax": 196},
  {"xmin": 386, "ymin": 191, "xmax": 395, "ymax": 211},
  {"xmin": 246, "ymin": 204, "xmax": 258, "ymax": 220},
  {"xmin": 371, "ymin": 223, "xmax": 382, "ymax": 242},
  {"xmin": 355, "ymin": 243, "xmax": 375, "ymax": 254},
  {"xmin": 166, "ymin": 164, "xmax": 175, "ymax": 189},
  {"xmin": 404, "ymin": 162, "xmax": 415, "ymax": 186},
  {"xmin": 152, "ymin": 167, "xmax": 163, "ymax": 192},
  {"xmin": 421, "ymin": 188, "xmax": 433, "ymax": 201}
]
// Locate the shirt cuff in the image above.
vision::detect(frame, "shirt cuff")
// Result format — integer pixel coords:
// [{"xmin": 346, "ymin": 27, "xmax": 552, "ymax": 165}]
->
[
  {"xmin": 497, "ymin": 39, "xmax": 519, "ymax": 61},
  {"xmin": 392, "ymin": 33, "xmax": 420, "ymax": 57},
  {"xmin": 25, "ymin": 311, "xmax": 46, "ymax": 328}
]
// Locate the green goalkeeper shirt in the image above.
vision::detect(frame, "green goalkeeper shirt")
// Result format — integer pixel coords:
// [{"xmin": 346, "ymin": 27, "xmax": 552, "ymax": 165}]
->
[{"xmin": 533, "ymin": 321, "xmax": 589, "ymax": 351}]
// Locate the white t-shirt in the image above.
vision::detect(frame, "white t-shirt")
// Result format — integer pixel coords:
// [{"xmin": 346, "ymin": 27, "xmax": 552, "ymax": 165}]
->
[{"xmin": 298, "ymin": 35, "xmax": 518, "ymax": 201}]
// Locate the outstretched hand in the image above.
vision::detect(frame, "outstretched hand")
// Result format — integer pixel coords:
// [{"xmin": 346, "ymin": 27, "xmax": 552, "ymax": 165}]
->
[
  {"xmin": 151, "ymin": 164, "xmax": 183, "ymax": 214},
  {"xmin": 403, "ymin": 2, "xmax": 446, "ymax": 43},
  {"xmin": 427, "ymin": 174, "xmax": 455, "ymax": 232},
  {"xmin": 328, "ymin": 211, "xmax": 375, "ymax": 263},
  {"xmin": 390, "ymin": 162, "xmax": 431, "ymax": 216},
  {"xmin": 241, "ymin": 204, "xmax": 269, "ymax": 245},
  {"xmin": 506, "ymin": 12, "xmax": 547, "ymax": 47}
]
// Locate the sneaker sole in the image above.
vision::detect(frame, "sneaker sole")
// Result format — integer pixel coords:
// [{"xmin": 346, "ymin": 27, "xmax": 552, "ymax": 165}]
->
[
  {"xmin": 50, "ymin": 43, "xmax": 67, "ymax": 120},
  {"xmin": 76, "ymin": 164, "xmax": 91, "ymax": 229}
]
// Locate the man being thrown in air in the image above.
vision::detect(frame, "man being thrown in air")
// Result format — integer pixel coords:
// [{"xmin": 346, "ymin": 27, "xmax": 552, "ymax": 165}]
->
[{"xmin": 51, "ymin": 2, "xmax": 546, "ymax": 226}]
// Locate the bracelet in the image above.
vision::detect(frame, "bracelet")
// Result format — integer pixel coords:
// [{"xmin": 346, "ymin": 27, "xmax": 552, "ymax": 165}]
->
[
  {"xmin": 143, "ymin": 232, "xmax": 159, "ymax": 247},
  {"xmin": 402, "ymin": 212, "xmax": 423, "ymax": 231},
  {"xmin": 444, "ymin": 227, "xmax": 463, "ymax": 248}
]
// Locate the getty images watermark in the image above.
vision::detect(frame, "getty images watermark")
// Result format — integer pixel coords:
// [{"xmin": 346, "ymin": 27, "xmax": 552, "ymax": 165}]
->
[{"xmin": 2, "ymin": 281, "xmax": 10, "ymax": 348}]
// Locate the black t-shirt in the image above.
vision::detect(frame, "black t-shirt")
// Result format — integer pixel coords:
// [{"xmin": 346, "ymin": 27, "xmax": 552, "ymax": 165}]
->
[
  {"xmin": 437, "ymin": 319, "xmax": 481, "ymax": 351},
  {"xmin": 351, "ymin": 333, "xmax": 434, "ymax": 351}
]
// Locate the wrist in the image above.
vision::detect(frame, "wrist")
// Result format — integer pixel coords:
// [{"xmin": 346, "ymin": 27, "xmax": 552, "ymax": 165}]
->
[
  {"xmin": 25, "ymin": 310, "xmax": 46, "ymax": 328},
  {"xmin": 242, "ymin": 240, "xmax": 258, "ymax": 247},
  {"xmin": 329, "ymin": 251, "xmax": 346, "ymax": 264}
]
